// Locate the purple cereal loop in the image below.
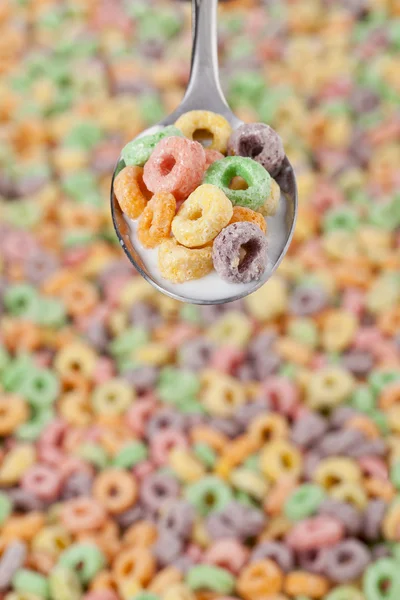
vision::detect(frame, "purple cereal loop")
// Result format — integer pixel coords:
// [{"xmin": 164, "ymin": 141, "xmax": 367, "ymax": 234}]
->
[
  {"xmin": 317, "ymin": 429, "xmax": 365, "ymax": 458},
  {"xmin": 129, "ymin": 301, "xmax": 162, "ymax": 329},
  {"xmin": 362, "ymin": 499, "xmax": 387, "ymax": 541},
  {"xmin": 325, "ymin": 539, "xmax": 371, "ymax": 583},
  {"xmin": 153, "ymin": 531, "xmax": 184, "ymax": 567},
  {"xmin": 61, "ymin": 471, "xmax": 94, "ymax": 501},
  {"xmin": 206, "ymin": 502, "xmax": 265, "ymax": 541},
  {"xmin": 341, "ymin": 349, "xmax": 374, "ymax": 377},
  {"xmin": 115, "ymin": 504, "xmax": 148, "ymax": 529},
  {"xmin": 235, "ymin": 399, "xmax": 270, "ymax": 430},
  {"xmin": 179, "ymin": 338, "xmax": 215, "ymax": 372},
  {"xmin": 318, "ymin": 499, "xmax": 362, "ymax": 536},
  {"xmin": 347, "ymin": 438, "xmax": 387, "ymax": 458},
  {"xmin": 297, "ymin": 548, "xmax": 329, "ymax": 576},
  {"xmin": 24, "ymin": 248, "xmax": 59, "ymax": 285},
  {"xmin": 7, "ymin": 488, "xmax": 46, "ymax": 512},
  {"xmin": 289, "ymin": 285, "xmax": 327, "ymax": 316},
  {"xmin": 291, "ymin": 413, "xmax": 328, "ymax": 449},
  {"xmin": 329, "ymin": 405, "xmax": 359, "ymax": 429},
  {"xmin": 123, "ymin": 366, "xmax": 159, "ymax": 393},
  {"xmin": 212, "ymin": 222, "xmax": 267, "ymax": 284},
  {"xmin": 139, "ymin": 472, "xmax": 180, "ymax": 515},
  {"xmin": 303, "ymin": 451, "xmax": 323, "ymax": 481},
  {"xmin": 208, "ymin": 417, "xmax": 242, "ymax": 438},
  {"xmin": 227, "ymin": 122, "xmax": 285, "ymax": 178},
  {"xmin": 146, "ymin": 409, "xmax": 185, "ymax": 440},
  {"xmin": 251, "ymin": 541, "xmax": 294, "ymax": 572},
  {"xmin": 0, "ymin": 541, "xmax": 27, "ymax": 590},
  {"xmin": 159, "ymin": 500, "xmax": 195, "ymax": 540}
]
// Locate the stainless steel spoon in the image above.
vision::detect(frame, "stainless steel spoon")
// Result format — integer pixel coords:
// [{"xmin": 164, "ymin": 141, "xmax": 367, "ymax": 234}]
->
[{"xmin": 110, "ymin": 0, "xmax": 297, "ymax": 305}]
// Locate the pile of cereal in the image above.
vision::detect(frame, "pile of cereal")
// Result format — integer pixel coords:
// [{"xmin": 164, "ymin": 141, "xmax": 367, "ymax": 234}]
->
[
  {"xmin": 115, "ymin": 113, "xmax": 285, "ymax": 285},
  {"xmin": 0, "ymin": 1, "xmax": 399, "ymax": 600}
]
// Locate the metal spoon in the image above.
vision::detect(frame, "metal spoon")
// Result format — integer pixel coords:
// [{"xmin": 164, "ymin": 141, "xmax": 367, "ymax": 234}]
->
[{"xmin": 110, "ymin": 0, "xmax": 297, "ymax": 305}]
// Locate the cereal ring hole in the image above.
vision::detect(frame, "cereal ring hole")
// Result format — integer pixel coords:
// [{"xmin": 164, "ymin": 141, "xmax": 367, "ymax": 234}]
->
[
  {"xmin": 160, "ymin": 156, "xmax": 176, "ymax": 176},
  {"xmin": 238, "ymin": 239, "xmax": 261, "ymax": 273},
  {"xmin": 193, "ymin": 129, "xmax": 214, "ymax": 148},
  {"xmin": 239, "ymin": 138, "xmax": 263, "ymax": 159},
  {"xmin": 229, "ymin": 176, "xmax": 248, "ymax": 191}
]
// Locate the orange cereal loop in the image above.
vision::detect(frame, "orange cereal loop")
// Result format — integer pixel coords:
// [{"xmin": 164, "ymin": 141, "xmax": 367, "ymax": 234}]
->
[
  {"xmin": 112, "ymin": 546, "xmax": 155, "ymax": 586},
  {"xmin": 114, "ymin": 165, "xmax": 151, "ymax": 219},
  {"xmin": 284, "ymin": 571, "xmax": 329, "ymax": 598},
  {"xmin": 379, "ymin": 382, "xmax": 400, "ymax": 410},
  {"xmin": 264, "ymin": 477, "xmax": 298, "ymax": 516},
  {"xmin": 190, "ymin": 426, "xmax": 228, "ymax": 453},
  {"xmin": 26, "ymin": 551, "xmax": 55, "ymax": 575},
  {"xmin": 90, "ymin": 570, "xmax": 119, "ymax": 592},
  {"xmin": 61, "ymin": 497, "xmax": 106, "ymax": 533},
  {"xmin": 147, "ymin": 566, "xmax": 183, "ymax": 594},
  {"xmin": 2, "ymin": 512, "xmax": 45, "ymax": 542},
  {"xmin": 260, "ymin": 516, "xmax": 292, "ymax": 541},
  {"xmin": 123, "ymin": 520, "xmax": 158, "ymax": 548},
  {"xmin": 229, "ymin": 206, "xmax": 267, "ymax": 234},
  {"xmin": 138, "ymin": 192, "xmax": 176, "ymax": 249},
  {"xmin": 0, "ymin": 395, "xmax": 28, "ymax": 436},
  {"xmin": 364, "ymin": 477, "xmax": 395, "ymax": 502},
  {"xmin": 237, "ymin": 559, "xmax": 284, "ymax": 600},
  {"xmin": 346, "ymin": 414, "xmax": 380, "ymax": 440},
  {"xmin": 92, "ymin": 469, "xmax": 138, "ymax": 514},
  {"xmin": 61, "ymin": 280, "xmax": 99, "ymax": 317}
]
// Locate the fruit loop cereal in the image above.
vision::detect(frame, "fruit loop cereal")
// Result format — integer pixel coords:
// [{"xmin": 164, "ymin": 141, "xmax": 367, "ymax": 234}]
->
[
  {"xmin": 116, "ymin": 114, "xmax": 281, "ymax": 286},
  {"xmin": 0, "ymin": 0, "xmax": 399, "ymax": 600}
]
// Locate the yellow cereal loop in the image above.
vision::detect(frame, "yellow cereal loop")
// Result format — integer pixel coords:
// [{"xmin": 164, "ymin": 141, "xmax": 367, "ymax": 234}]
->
[
  {"xmin": 248, "ymin": 414, "xmax": 289, "ymax": 447},
  {"xmin": 92, "ymin": 378, "xmax": 135, "ymax": 415},
  {"xmin": 321, "ymin": 310, "xmax": 358, "ymax": 352},
  {"xmin": 244, "ymin": 276, "xmax": 288, "ymax": 321},
  {"xmin": 175, "ymin": 110, "xmax": 233, "ymax": 153},
  {"xmin": 59, "ymin": 393, "xmax": 92, "ymax": 427},
  {"xmin": 230, "ymin": 468, "xmax": 269, "ymax": 500},
  {"xmin": 314, "ymin": 457, "xmax": 362, "ymax": 490},
  {"xmin": 158, "ymin": 239, "xmax": 213, "ymax": 284},
  {"xmin": 259, "ymin": 178, "xmax": 281, "ymax": 216},
  {"xmin": 207, "ymin": 311, "xmax": 252, "ymax": 348},
  {"xmin": 171, "ymin": 184, "xmax": 233, "ymax": 248},
  {"xmin": 134, "ymin": 342, "xmax": 172, "ymax": 366},
  {"xmin": 330, "ymin": 482, "xmax": 368, "ymax": 510},
  {"xmin": 0, "ymin": 445, "xmax": 36, "ymax": 486},
  {"xmin": 383, "ymin": 502, "xmax": 400, "ymax": 541},
  {"xmin": 168, "ymin": 448, "xmax": 205, "ymax": 483},
  {"xmin": 148, "ymin": 567, "xmax": 183, "ymax": 595},
  {"xmin": 306, "ymin": 366, "xmax": 355, "ymax": 409},
  {"xmin": 201, "ymin": 370, "xmax": 246, "ymax": 417},
  {"xmin": 260, "ymin": 439, "xmax": 302, "ymax": 482},
  {"xmin": 54, "ymin": 342, "xmax": 97, "ymax": 379},
  {"xmin": 32, "ymin": 525, "xmax": 71, "ymax": 557}
]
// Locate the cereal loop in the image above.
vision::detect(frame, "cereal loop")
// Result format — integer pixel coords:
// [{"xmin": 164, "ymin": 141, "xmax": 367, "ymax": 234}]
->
[
  {"xmin": 175, "ymin": 110, "xmax": 233, "ymax": 154},
  {"xmin": 138, "ymin": 192, "xmax": 176, "ymax": 249},
  {"xmin": 114, "ymin": 166, "xmax": 151, "ymax": 219}
]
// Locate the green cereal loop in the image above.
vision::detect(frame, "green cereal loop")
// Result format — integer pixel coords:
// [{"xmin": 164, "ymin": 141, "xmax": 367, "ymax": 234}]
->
[
  {"xmin": 193, "ymin": 442, "xmax": 217, "ymax": 469},
  {"xmin": 110, "ymin": 327, "xmax": 149, "ymax": 357},
  {"xmin": 323, "ymin": 207, "xmax": 360, "ymax": 233},
  {"xmin": 121, "ymin": 125, "xmax": 184, "ymax": 167},
  {"xmin": 204, "ymin": 156, "xmax": 271, "ymax": 210},
  {"xmin": 369, "ymin": 370, "xmax": 400, "ymax": 396},
  {"xmin": 36, "ymin": 298, "xmax": 66, "ymax": 328},
  {"xmin": 132, "ymin": 594, "xmax": 160, "ymax": 600},
  {"xmin": 185, "ymin": 476, "xmax": 233, "ymax": 516},
  {"xmin": 20, "ymin": 368, "xmax": 59, "ymax": 408},
  {"xmin": 204, "ymin": 155, "xmax": 266, "ymax": 205},
  {"xmin": 2, "ymin": 355, "xmax": 35, "ymax": 393},
  {"xmin": 391, "ymin": 463, "xmax": 400, "ymax": 490},
  {"xmin": 0, "ymin": 491, "xmax": 12, "ymax": 524},
  {"xmin": 113, "ymin": 441, "xmax": 148, "ymax": 468},
  {"xmin": 186, "ymin": 565, "xmax": 235, "ymax": 594},
  {"xmin": 48, "ymin": 566, "xmax": 82, "ymax": 600},
  {"xmin": 350, "ymin": 386, "xmax": 375, "ymax": 413},
  {"xmin": 12, "ymin": 570, "xmax": 49, "ymax": 599},
  {"xmin": 157, "ymin": 367, "xmax": 200, "ymax": 407},
  {"xmin": 59, "ymin": 544, "xmax": 105, "ymax": 585},
  {"xmin": 0, "ymin": 345, "xmax": 10, "ymax": 372},
  {"xmin": 325, "ymin": 587, "xmax": 364, "ymax": 600},
  {"xmin": 363, "ymin": 558, "xmax": 400, "ymax": 600},
  {"xmin": 180, "ymin": 304, "xmax": 201, "ymax": 324},
  {"xmin": 77, "ymin": 443, "xmax": 109, "ymax": 469},
  {"xmin": 284, "ymin": 484, "xmax": 326, "ymax": 521},
  {"xmin": 4, "ymin": 284, "xmax": 40, "ymax": 319},
  {"xmin": 243, "ymin": 454, "xmax": 260, "ymax": 472},
  {"xmin": 288, "ymin": 318, "xmax": 318, "ymax": 349},
  {"xmin": 369, "ymin": 410, "xmax": 389, "ymax": 435},
  {"xmin": 17, "ymin": 408, "xmax": 54, "ymax": 442}
]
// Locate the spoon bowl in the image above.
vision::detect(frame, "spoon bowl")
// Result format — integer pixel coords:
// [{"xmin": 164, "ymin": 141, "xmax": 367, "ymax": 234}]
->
[{"xmin": 111, "ymin": 0, "xmax": 297, "ymax": 305}]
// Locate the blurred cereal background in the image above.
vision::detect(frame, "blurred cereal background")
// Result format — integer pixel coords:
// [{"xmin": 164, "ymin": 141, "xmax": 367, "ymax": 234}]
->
[{"xmin": 0, "ymin": 0, "xmax": 400, "ymax": 599}]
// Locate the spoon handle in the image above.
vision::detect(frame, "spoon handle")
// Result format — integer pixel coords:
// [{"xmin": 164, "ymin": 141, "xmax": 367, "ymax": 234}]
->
[{"xmin": 181, "ymin": 0, "xmax": 229, "ymax": 113}]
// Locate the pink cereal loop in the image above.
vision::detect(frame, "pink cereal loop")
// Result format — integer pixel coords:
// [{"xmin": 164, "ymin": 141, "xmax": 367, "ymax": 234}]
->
[
  {"xmin": 143, "ymin": 136, "xmax": 206, "ymax": 201},
  {"xmin": 165, "ymin": 324, "xmax": 200, "ymax": 350},
  {"xmin": 359, "ymin": 456, "xmax": 389, "ymax": 481},
  {"xmin": 286, "ymin": 516, "xmax": 344, "ymax": 551},
  {"xmin": 93, "ymin": 357, "xmax": 115, "ymax": 384},
  {"xmin": 61, "ymin": 497, "xmax": 106, "ymax": 532},
  {"xmin": 126, "ymin": 398, "xmax": 158, "ymax": 437},
  {"xmin": 133, "ymin": 460, "xmax": 155, "ymax": 482},
  {"xmin": 21, "ymin": 464, "xmax": 63, "ymax": 502},
  {"xmin": 261, "ymin": 376, "xmax": 299, "ymax": 418},
  {"xmin": 210, "ymin": 346, "xmax": 246, "ymax": 374},
  {"xmin": 203, "ymin": 539, "xmax": 249, "ymax": 574},
  {"xmin": 205, "ymin": 149, "xmax": 224, "ymax": 168},
  {"xmin": 150, "ymin": 430, "xmax": 188, "ymax": 466},
  {"xmin": 83, "ymin": 592, "xmax": 119, "ymax": 600}
]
